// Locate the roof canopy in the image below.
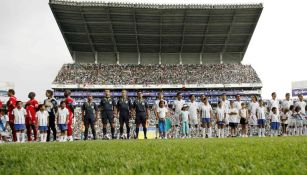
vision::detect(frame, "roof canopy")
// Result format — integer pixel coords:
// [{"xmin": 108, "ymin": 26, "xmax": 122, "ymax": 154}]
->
[{"xmin": 49, "ymin": 0, "xmax": 263, "ymax": 64}]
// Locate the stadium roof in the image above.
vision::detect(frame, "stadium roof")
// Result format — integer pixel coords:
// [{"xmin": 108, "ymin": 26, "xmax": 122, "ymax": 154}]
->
[{"xmin": 49, "ymin": 0, "xmax": 263, "ymax": 64}]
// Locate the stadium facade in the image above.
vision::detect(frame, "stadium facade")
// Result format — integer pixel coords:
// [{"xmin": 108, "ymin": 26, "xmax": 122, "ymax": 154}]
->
[{"xmin": 49, "ymin": 0, "xmax": 263, "ymax": 105}]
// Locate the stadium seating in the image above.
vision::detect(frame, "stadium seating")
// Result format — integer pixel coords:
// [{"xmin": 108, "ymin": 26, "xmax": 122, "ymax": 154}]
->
[{"xmin": 53, "ymin": 64, "xmax": 261, "ymax": 85}]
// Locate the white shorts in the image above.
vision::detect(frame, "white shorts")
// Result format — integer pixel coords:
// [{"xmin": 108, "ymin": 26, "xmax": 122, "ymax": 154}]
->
[{"xmin": 189, "ymin": 117, "xmax": 198, "ymax": 125}]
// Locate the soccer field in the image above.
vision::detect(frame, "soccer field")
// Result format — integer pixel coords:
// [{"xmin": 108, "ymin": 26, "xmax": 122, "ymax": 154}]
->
[{"xmin": 0, "ymin": 137, "xmax": 306, "ymax": 175}]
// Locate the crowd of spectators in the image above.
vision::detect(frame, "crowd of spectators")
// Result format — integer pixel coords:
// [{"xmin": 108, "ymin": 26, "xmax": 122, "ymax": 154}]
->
[{"xmin": 53, "ymin": 64, "xmax": 261, "ymax": 85}]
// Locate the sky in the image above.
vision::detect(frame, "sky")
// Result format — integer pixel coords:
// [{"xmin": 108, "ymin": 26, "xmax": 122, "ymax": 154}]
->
[{"xmin": 0, "ymin": 0, "xmax": 307, "ymax": 102}]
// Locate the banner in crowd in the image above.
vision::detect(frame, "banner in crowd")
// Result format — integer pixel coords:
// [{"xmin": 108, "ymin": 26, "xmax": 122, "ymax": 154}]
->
[
  {"xmin": 54, "ymin": 90, "xmax": 261, "ymax": 97},
  {"xmin": 292, "ymin": 88, "xmax": 307, "ymax": 96},
  {"xmin": 52, "ymin": 83, "xmax": 263, "ymax": 89}
]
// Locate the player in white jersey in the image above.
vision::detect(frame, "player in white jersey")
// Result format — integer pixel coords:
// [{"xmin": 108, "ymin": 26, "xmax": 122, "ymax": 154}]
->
[
  {"xmin": 248, "ymin": 95, "xmax": 259, "ymax": 137},
  {"xmin": 239, "ymin": 103, "xmax": 248, "ymax": 137},
  {"xmin": 228, "ymin": 100, "xmax": 239, "ymax": 137},
  {"xmin": 269, "ymin": 107, "xmax": 280, "ymax": 137},
  {"xmin": 153, "ymin": 92, "xmax": 168, "ymax": 139},
  {"xmin": 215, "ymin": 101, "xmax": 226, "ymax": 138},
  {"xmin": 172, "ymin": 92, "xmax": 185, "ymax": 138},
  {"xmin": 267, "ymin": 92, "xmax": 280, "ymax": 115},
  {"xmin": 220, "ymin": 93, "xmax": 230, "ymax": 137},
  {"xmin": 199, "ymin": 97, "xmax": 213, "ymax": 138},
  {"xmin": 187, "ymin": 94, "xmax": 199, "ymax": 137},
  {"xmin": 12, "ymin": 101, "xmax": 27, "ymax": 143},
  {"xmin": 256, "ymin": 100, "xmax": 266, "ymax": 137},
  {"xmin": 295, "ymin": 94, "xmax": 307, "ymax": 135},
  {"xmin": 36, "ymin": 104, "xmax": 49, "ymax": 142},
  {"xmin": 56, "ymin": 101, "xmax": 69, "ymax": 142},
  {"xmin": 281, "ymin": 93, "xmax": 293, "ymax": 112}
]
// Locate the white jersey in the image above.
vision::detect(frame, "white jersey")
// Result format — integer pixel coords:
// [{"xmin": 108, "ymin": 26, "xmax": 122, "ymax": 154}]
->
[
  {"xmin": 249, "ymin": 102, "xmax": 259, "ymax": 116},
  {"xmin": 216, "ymin": 107, "xmax": 225, "ymax": 121},
  {"xmin": 157, "ymin": 107, "xmax": 168, "ymax": 119},
  {"xmin": 13, "ymin": 108, "xmax": 27, "ymax": 124},
  {"xmin": 234, "ymin": 101, "xmax": 242, "ymax": 110},
  {"xmin": 268, "ymin": 99, "xmax": 280, "ymax": 111},
  {"xmin": 240, "ymin": 109, "xmax": 248, "ymax": 119},
  {"xmin": 221, "ymin": 100, "xmax": 230, "ymax": 112},
  {"xmin": 295, "ymin": 100, "xmax": 306, "ymax": 114},
  {"xmin": 188, "ymin": 101, "xmax": 198, "ymax": 118},
  {"xmin": 256, "ymin": 106, "xmax": 266, "ymax": 119},
  {"xmin": 199, "ymin": 103, "xmax": 212, "ymax": 119},
  {"xmin": 228, "ymin": 108, "xmax": 239, "ymax": 123},
  {"xmin": 173, "ymin": 99, "xmax": 185, "ymax": 114},
  {"xmin": 154, "ymin": 99, "xmax": 168, "ymax": 111},
  {"xmin": 36, "ymin": 110, "xmax": 49, "ymax": 126},
  {"xmin": 57, "ymin": 108, "xmax": 69, "ymax": 124},
  {"xmin": 270, "ymin": 113, "xmax": 280, "ymax": 123},
  {"xmin": 281, "ymin": 100, "xmax": 293, "ymax": 111}
]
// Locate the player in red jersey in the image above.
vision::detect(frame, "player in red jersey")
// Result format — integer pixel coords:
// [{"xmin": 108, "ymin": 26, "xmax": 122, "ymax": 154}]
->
[
  {"xmin": 64, "ymin": 90, "xmax": 74, "ymax": 141},
  {"xmin": 6, "ymin": 89, "xmax": 17, "ymax": 142},
  {"xmin": 0, "ymin": 101, "xmax": 3, "ymax": 109},
  {"xmin": 25, "ymin": 92, "xmax": 39, "ymax": 141}
]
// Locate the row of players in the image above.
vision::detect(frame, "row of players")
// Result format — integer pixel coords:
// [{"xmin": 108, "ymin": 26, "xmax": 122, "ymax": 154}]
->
[{"xmin": 0, "ymin": 89, "xmax": 306, "ymax": 142}]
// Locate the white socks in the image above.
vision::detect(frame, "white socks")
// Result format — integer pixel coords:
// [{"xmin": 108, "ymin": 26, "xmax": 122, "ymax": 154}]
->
[
  {"xmin": 258, "ymin": 128, "xmax": 261, "ymax": 137},
  {"xmin": 40, "ymin": 134, "xmax": 47, "ymax": 142},
  {"xmin": 208, "ymin": 128, "xmax": 212, "ymax": 138},
  {"xmin": 202, "ymin": 128, "xmax": 206, "ymax": 138},
  {"xmin": 16, "ymin": 133, "xmax": 20, "ymax": 142},
  {"xmin": 218, "ymin": 129, "xmax": 221, "ymax": 138},
  {"xmin": 262, "ymin": 128, "xmax": 265, "ymax": 137},
  {"xmin": 21, "ymin": 133, "xmax": 25, "ymax": 142}
]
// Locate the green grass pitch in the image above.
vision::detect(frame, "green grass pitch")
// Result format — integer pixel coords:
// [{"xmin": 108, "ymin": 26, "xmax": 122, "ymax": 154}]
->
[{"xmin": 0, "ymin": 137, "xmax": 307, "ymax": 175}]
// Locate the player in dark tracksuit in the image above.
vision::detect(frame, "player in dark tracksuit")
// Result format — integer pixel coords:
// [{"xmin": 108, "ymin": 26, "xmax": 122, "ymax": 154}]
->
[
  {"xmin": 116, "ymin": 90, "xmax": 132, "ymax": 139},
  {"xmin": 44, "ymin": 90, "xmax": 58, "ymax": 142},
  {"xmin": 82, "ymin": 95, "xmax": 98, "ymax": 140},
  {"xmin": 133, "ymin": 91, "xmax": 150, "ymax": 139},
  {"xmin": 100, "ymin": 90, "xmax": 116, "ymax": 139}
]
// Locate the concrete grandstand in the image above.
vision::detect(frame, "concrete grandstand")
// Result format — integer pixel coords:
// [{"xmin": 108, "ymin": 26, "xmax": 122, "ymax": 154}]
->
[{"xmin": 49, "ymin": 0, "xmax": 263, "ymax": 105}]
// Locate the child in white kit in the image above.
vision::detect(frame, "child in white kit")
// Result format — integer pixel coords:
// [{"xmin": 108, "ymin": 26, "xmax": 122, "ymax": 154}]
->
[
  {"xmin": 57, "ymin": 101, "xmax": 69, "ymax": 142},
  {"xmin": 12, "ymin": 101, "xmax": 27, "ymax": 143},
  {"xmin": 36, "ymin": 104, "xmax": 49, "ymax": 142},
  {"xmin": 216, "ymin": 101, "xmax": 226, "ymax": 138},
  {"xmin": 269, "ymin": 107, "xmax": 280, "ymax": 137}
]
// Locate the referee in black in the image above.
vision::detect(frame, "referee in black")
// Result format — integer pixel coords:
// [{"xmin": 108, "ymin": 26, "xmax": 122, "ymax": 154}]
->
[
  {"xmin": 116, "ymin": 90, "xmax": 132, "ymax": 139},
  {"xmin": 133, "ymin": 90, "xmax": 150, "ymax": 139},
  {"xmin": 82, "ymin": 94, "xmax": 98, "ymax": 140},
  {"xmin": 100, "ymin": 90, "xmax": 116, "ymax": 139}
]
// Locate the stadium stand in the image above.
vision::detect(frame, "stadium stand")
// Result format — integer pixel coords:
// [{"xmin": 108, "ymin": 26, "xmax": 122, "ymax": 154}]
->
[{"xmin": 53, "ymin": 64, "xmax": 261, "ymax": 85}]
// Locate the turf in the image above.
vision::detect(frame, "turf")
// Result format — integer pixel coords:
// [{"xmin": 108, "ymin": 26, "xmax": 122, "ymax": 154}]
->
[{"xmin": 0, "ymin": 137, "xmax": 307, "ymax": 175}]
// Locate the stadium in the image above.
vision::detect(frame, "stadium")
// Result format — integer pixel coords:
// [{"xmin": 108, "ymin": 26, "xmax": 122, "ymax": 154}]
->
[
  {"xmin": 1, "ymin": 1, "xmax": 307, "ymax": 175},
  {"xmin": 50, "ymin": 0, "xmax": 263, "ymax": 106}
]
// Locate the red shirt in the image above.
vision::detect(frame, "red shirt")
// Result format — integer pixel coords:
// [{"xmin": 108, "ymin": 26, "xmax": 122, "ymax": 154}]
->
[
  {"xmin": 0, "ymin": 101, "xmax": 3, "ymax": 109},
  {"xmin": 7, "ymin": 96, "xmax": 17, "ymax": 120},
  {"xmin": 26, "ymin": 99, "xmax": 39, "ymax": 122},
  {"xmin": 65, "ymin": 97, "xmax": 74, "ymax": 115}
]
